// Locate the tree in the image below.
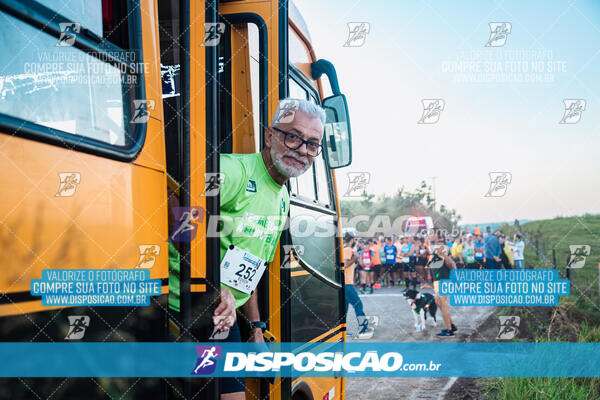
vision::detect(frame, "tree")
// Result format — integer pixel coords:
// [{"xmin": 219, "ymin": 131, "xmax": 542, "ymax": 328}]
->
[{"xmin": 340, "ymin": 183, "xmax": 461, "ymax": 235}]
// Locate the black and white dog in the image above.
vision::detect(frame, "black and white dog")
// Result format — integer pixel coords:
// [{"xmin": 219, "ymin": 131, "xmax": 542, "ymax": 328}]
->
[{"xmin": 403, "ymin": 289, "xmax": 437, "ymax": 331}]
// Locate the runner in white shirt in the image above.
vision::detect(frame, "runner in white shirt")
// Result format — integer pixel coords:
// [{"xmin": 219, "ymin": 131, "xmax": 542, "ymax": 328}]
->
[{"xmin": 510, "ymin": 233, "xmax": 525, "ymax": 269}]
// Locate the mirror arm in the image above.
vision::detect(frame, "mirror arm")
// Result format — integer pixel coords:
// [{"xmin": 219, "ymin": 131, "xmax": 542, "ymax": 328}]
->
[{"xmin": 311, "ymin": 59, "xmax": 341, "ymax": 95}]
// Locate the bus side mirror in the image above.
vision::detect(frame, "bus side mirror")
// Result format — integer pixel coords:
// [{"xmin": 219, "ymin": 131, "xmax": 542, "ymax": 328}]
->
[{"xmin": 322, "ymin": 93, "xmax": 352, "ymax": 169}]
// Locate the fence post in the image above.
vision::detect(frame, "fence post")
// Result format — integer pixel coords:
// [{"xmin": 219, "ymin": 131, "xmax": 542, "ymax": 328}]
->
[
  {"xmin": 542, "ymin": 242, "xmax": 547, "ymax": 264},
  {"xmin": 566, "ymin": 251, "xmax": 571, "ymax": 282}
]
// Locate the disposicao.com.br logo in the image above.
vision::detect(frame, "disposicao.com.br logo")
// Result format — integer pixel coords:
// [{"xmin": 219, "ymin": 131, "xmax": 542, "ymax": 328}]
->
[
  {"xmin": 191, "ymin": 347, "xmax": 441, "ymax": 376},
  {"xmin": 224, "ymin": 351, "xmax": 427, "ymax": 373}
]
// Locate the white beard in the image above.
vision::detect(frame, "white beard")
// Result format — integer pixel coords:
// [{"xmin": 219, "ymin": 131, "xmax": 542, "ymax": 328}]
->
[{"xmin": 271, "ymin": 148, "xmax": 310, "ymax": 178}]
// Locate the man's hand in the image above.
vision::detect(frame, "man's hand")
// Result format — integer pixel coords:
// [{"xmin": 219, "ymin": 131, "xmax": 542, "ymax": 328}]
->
[
  {"xmin": 248, "ymin": 328, "xmax": 264, "ymax": 343},
  {"xmin": 493, "ymin": 256, "xmax": 501, "ymax": 262},
  {"xmin": 213, "ymin": 288, "xmax": 236, "ymax": 331}
]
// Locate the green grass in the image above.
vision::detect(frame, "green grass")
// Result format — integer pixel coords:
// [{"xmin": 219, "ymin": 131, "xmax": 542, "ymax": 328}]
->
[
  {"xmin": 484, "ymin": 215, "xmax": 600, "ymax": 399},
  {"xmin": 484, "ymin": 322, "xmax": 600, "ymax": 400},
  {"xmin": 501, "ymin": 214, "xmax": 600, "ymax": 315},
  {"xmin": 484, "ymin": 376, "xmax": 600, "ymax": 400}
]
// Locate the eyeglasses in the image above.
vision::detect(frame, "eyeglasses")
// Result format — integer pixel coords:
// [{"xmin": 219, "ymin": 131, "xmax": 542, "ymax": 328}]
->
[{"xmin": 272, "ymin": 126, "xmax": 322, "ymax": 156}]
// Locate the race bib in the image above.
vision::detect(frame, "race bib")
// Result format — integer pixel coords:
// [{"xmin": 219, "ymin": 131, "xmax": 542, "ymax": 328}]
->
[
  {"xmin": 475, "ymin": 251, "xmax": 483, "ymax": 259},
  {"xmin": 361, "ymin": 252, "xmax": 372, "ymax": 267},
  {"xmin": 467, "ymin": 255, "xmax": 475, "ymax": 262},
  {"xmin": 402, "ymin": 257, "xmax": 410, "ymax": 263},
  {"xmin": 221, "ymin": 245, "xmax": 267, "ymax": 294}
]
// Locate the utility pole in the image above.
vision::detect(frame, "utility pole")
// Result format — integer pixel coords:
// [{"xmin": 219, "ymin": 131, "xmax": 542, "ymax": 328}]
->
[{"xmin": 428, "ymin": 176, "xmax": 437, "ymax": 211}]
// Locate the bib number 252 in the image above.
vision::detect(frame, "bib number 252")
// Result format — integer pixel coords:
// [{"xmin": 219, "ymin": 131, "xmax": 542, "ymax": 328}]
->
[
  {"xmin": 235, "ymin": 263, "xmax": 258, "ymax": 281},
  {"xmin": 221, "ymin": 245, "xmax": 267, "ymax": 294}
]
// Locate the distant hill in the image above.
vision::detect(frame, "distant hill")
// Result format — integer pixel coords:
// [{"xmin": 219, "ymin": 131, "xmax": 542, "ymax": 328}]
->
[{"xmin": 460, "ymin": 220, "xmax": 530, "ymax": 233}]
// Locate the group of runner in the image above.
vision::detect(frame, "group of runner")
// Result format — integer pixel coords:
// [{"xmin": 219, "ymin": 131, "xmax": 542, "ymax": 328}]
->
[
  {"xmin": 354, "ymin": 235, "xmax": 433, "ymax": 293},
  {"xmin": 344, "ymin": 226, "xmax": 527, "ymax": 338},
  {"xmin": 345, "ymin": 231, "xmax": 459, "ymax": 337},
  {"xmin": 352, "ymin": 226, "xmax": 526, "ymax": 292}
]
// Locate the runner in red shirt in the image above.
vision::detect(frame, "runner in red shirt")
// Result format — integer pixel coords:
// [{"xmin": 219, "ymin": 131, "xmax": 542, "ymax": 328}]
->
[{"xmin": 358, "ymin": 240, "xmax": 374, "ymax": 294}]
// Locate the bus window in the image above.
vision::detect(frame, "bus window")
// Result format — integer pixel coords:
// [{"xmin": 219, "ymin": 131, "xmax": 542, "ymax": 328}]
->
[
  {"xmin": 248, "ymin": 23, "xmax": 261, "ymax": 151},
  {"xmin": 294, "ymin": 166, "xmax": 316, "ymax": 201},
  {"xmin": 0, "ymin": 1, "xmax": 140, "ymax": 150},
  {"xmin": 289, "ymin": 78, "xmax": 308, "ymax": 100},
  {"xmin": 36, "ymin": 0, "xmax": 129, "ymax": 47},
  {"xmin": 314, "ymin": 152, "xmax": 331, "ymax": 207},
  {"xmin": 36, "ymin": 0, "xmax": 103, "ymax": 37},
  {"xmin": 216, "ymin": 21, "xmax": 263, "ymax": 154},
  {"xmin": 288, "ymin": 77, "xmax": 317, "ymax": 201},
  {"xmin": 286, "ymin": 78, "xmax": 339, "ymax": 282},
  {"xmin": 289, "ymin": 26, "xmax": 311, "ymax": 66}
]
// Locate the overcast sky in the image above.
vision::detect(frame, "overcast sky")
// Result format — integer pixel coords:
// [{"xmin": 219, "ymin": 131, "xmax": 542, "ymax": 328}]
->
[{"xmin": 294, "ymin": 0, "xmax": 600, "ymax": 224}]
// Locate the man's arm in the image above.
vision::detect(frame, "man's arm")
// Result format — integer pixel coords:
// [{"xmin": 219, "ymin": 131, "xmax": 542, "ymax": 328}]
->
[
  {"xmin": 213, "ymin": 288, "xmax": 237, "ymax": 331},
  {"xmin": 345, "ymin": 247, "xmax": 358, "ymax": 265},
  {"xmin": 239, "ymin": 289, "xmax": 263, "ymax": 342}
]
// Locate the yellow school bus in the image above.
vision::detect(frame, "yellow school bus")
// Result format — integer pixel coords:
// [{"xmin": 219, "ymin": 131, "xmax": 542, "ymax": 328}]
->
[{"xmin": 0, "ymin": 0, "xmax": 352, "ymax": 398}]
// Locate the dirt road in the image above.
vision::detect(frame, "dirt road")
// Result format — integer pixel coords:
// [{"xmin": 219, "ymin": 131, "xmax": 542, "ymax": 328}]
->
[{"xmin": 344, "ymin": 285, "xmax": 495, "ymax": 400}]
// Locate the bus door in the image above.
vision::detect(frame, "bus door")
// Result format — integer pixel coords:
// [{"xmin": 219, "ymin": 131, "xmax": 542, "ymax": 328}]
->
[
  {"xmin": 207, "ymin": 1, "xmax": 286, "ymax": 398},
  {"xmin": 157, "ymin": 0, "xmax": 285, "ymax": 397}
]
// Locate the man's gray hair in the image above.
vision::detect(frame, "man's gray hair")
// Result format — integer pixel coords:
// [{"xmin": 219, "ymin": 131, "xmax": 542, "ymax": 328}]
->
[{"xmin": 271, "ymin": 97, "xmax": 326, "ymax": 127}]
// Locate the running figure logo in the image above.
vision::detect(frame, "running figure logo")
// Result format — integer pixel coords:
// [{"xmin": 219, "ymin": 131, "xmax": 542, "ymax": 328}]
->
[
  {"xmin": 135, "ymin": 245, "xmax": 160, "ymax": 268},
  {"xmin": 131, "ymin": 100, "xmax": 155, "ymax": 123},
  {"xmin": 485, "ymin": 172, "xmax": 512, "ymax": 197},
  {"xmin": 281, "ymin": 245, "xmax": 305, "ymax": 269},
  {"xmin": 203, "ymin": 23, "xmax": 225, "ymax": 46},
  {"xmin": 273, "ymin": 100, "xmax": 299, "ymax": 124},
  {"xmin": 201, "ymin": 173, "xmax": 224, "ymax": 197},
  {"xmin": 170, "ymin": 207, "xmax": 204, "ymax": 242},
  {"xmin": 192, "ymin": 345, "xmax": 222, "ymax": 375},
  {"xmin": 418, "ymin": 99, "xmax": 445, "ymax": 124},
  {"xmin": 343, "ymin": 22, "xmax": 370, "ymax": 47},
  {"xmin": 497, "ymin": 316, "xmax": 520, "ymax": 340},
  {"xmin": 65, "ymin": 316, "xmax": 90, "ymax": 340},
  {"xmin": 57, "ymin": 22, "xmax": 80, "ymax": 46},
  {"xmin": 344, "ymin": 172, "xmax": 370, "ymax": 197},
  {"xmin": 567, "ymin": 245, "xmax": 590, "ymax": 269},
  {"xmin": 559, "ymin": 99, "xmax": 586, "ymax": 124},
  {"xmin": 55, "ymin": 172, "xmax": 81, "ymax": 197},
  {"xmin": 485, "ymin": 22, "xmax": 512, "ymax": 47}
]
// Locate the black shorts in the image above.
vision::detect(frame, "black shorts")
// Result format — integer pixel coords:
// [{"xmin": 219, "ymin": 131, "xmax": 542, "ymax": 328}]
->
[
  {"xmin": 432, "ymin": 266, "xmax": 451, "ymax": 281},
  {"xmin": 415, "ymin": 259, "xmax": 428, "ymax": 267},
  {"xmin": 372, "ymin": 264, "xmax": 382, "ymax": 275},
  {"xmin": 402, "ymin": 262, "xmax": 415, "ymax": 272},
  {"xmin": 217, "ymin": 322, "xmax": 246, "ymax": 394}
]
